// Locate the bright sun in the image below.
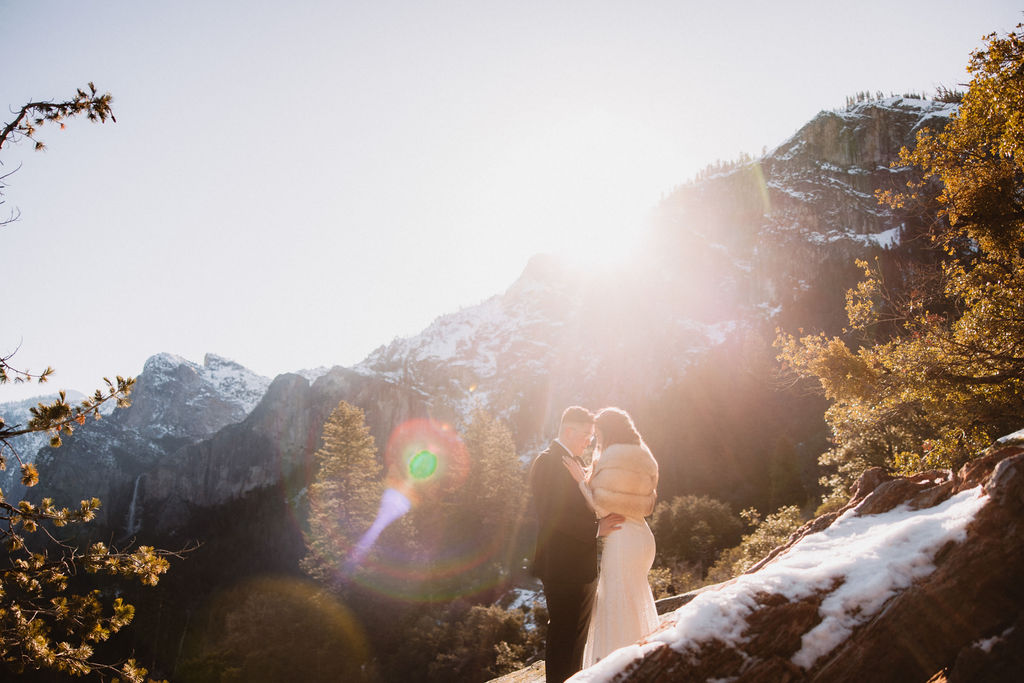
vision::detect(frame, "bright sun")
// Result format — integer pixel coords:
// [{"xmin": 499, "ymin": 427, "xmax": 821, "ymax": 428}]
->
[{"xmin": 468, "ymin": 106, "xmax": 669, "ymax": 271}]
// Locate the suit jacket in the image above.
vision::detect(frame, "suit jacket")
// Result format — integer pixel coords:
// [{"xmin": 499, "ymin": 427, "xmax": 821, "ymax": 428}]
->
[{"xmin": 529, "ymin": 441, "xmax": 599, "ymax": 583}]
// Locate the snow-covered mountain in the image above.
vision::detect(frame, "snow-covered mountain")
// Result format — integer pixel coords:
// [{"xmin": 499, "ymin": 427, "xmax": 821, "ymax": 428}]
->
[
  {"xmin": 0, "ymin": 390, "xmax": 86, "ymax": 500},
  {"xmin": 7, "ymin": 94, "xmax": 1001, "ymax": 682},
  {"xmin": 23, "ymin": 353, "xmax": 269, "ymax": 530},
  {"xmin": 13, "ymin": 96, "xmax": 958, "ymax": 534},
  {"xmin": 118, "ymin": 352, "xmax": 270, "ymax": 441}
]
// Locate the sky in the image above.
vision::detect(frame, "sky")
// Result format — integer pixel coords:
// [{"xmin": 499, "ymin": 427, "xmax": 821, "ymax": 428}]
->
[{"xmin": 1, "ymin": 0, "xmax": 1021, "ymax": 402}]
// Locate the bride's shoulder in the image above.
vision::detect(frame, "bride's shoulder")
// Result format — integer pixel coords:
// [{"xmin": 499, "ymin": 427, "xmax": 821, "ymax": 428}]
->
[{"xmin": 596, "ymin": 444, "xmax": 656, "ymax": 471}]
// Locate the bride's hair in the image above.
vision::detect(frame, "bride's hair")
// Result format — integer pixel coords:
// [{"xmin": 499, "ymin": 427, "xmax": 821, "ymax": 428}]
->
[{"xmin": 594, "ymin": 407, "xmax": 645, "ymax": 448}]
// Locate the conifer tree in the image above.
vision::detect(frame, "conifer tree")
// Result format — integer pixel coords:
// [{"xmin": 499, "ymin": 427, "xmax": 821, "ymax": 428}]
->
[
  {"xmin": 301, "ymin": 401, "xmax": 384, "ymax": 584},
  {"xmin": 777, "ymin": 25, "xmax": 1024, "ymax": 498},
  {"xmin": 460, "ymin": 410, "xmax": 524, "ymax": 541},
  {"xmin": 451, "ymin": 410, "xmax": 527, "ymax": 580},
  {"xmin": 1, "ymin": 86, "xmax": 170, "ymax": 682},
  {"xmin": 0, "ymin": 82, "xmax": 113, "ymax": 226}
]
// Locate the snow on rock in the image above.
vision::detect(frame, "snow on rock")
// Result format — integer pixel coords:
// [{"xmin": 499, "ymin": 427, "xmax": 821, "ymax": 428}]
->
[
  {"xmin": 568, "ymin": 437, "xmax": 1024, "ymax": 683},
  {"xmin": 134, "ymin": 352, "xmax": 270, "ymax": 424},
  {"xmin": 993, "ymin": 427, "xmax": 1024, "ymax": 448},
  {"xmin": 294, "ymin": 365, "xmax": 332, "ymax": 382},
  {"xmin": 573, "ymin": 487, "xmax": 987, "ymax": 682},
  {"xmin": 200, "ymin": 353, "xmax": 271, "ymax": 413}
]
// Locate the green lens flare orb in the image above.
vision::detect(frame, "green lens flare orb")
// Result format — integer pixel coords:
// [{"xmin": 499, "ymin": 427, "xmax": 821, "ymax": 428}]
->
[{"xmin": 408, "ymin": 450, "xmax": 438, "ymax": 480}]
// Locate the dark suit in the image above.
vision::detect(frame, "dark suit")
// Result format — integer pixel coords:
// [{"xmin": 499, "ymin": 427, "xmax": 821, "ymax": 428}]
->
[{"xmin": 530, "ymin": 441, "xmax": 599, "ymax": 683}]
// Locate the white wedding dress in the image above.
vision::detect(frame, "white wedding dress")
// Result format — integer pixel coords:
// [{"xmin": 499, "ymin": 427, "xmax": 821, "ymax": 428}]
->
[{"xmin": 581, "ymin": 513, "xmax": 660, "ymax": 667}]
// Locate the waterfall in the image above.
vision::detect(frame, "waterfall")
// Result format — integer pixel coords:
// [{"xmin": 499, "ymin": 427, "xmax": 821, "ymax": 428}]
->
[{"xmin": 124, "ymin": 474, "xmax": 143, "ymax": 536}]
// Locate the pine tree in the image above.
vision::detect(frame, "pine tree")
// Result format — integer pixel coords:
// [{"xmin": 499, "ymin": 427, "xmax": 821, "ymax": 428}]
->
[
  {"xmin": 1, "ymin": 86, "xmax": 170, "ymax": 683},
  {"xmin": 412, "ymin": 409, "xmax": 527, "ymax": 597},
  {"xmin": 0, "ymin": 82, "xmax": 113, "ymax": 225},
  {"xmin": 458, "ymin": 409, "xmax": 526, "ymax": 558},
  {"xmin": 301, "ymin": 401, "xmax": 384, "ymax": 584},
  {"xmin": 777, "ymin": 24, "xmax": 1024, "ymax": 498}
]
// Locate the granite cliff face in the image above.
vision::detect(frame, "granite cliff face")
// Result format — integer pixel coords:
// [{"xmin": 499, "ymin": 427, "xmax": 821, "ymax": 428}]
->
[
  {"xmin": 567, "ymin": 431, "xmax": 1024, "ymax": 683},
  {"xmin": 27, "ymin": 353, "xmax": 270, "ymax": 532},
  {"xmin": 150, "ymin": 366, "xmax": 431, "ymax": 528},
  {"xmin": 650, "ymin": 97, "xmax": 956, "ymax": 330}
]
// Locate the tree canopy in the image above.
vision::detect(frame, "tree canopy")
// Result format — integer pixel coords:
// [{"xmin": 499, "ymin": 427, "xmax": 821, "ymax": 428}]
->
[{"xmin": 777, "ymin": 25, "xmax": 1024, "ymax": 498}]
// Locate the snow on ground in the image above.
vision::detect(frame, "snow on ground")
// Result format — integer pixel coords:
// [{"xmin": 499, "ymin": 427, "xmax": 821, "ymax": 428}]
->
[{"xmin": 572, "ymin": 485, "xmax": 989, "ymax": 682}]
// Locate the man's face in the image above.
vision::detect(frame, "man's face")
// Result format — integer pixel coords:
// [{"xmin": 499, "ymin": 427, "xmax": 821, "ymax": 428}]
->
[{"xmin": 562, "ymin": 421, "xmax": 595, "ymax": 458}]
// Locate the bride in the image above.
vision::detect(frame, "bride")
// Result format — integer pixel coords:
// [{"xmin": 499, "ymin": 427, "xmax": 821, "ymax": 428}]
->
[{"xmin": 562, "ymin": 407, "xmax": 660, "ymax": 667}]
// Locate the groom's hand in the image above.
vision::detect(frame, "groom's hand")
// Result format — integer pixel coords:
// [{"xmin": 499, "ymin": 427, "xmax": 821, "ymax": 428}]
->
[{"xmin": 597, "ymin": 513, "xmax": 625, "ymax": 537}]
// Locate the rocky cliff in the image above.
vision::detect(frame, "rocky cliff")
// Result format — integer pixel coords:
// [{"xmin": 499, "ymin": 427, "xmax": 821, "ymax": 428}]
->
[
  {"xmin": 150, "ymin": 366, "xmax": 432, "ymax": 528},
  {"xmin": 27, "ymin": 353, "xmax": 270, "ymax": 532}
]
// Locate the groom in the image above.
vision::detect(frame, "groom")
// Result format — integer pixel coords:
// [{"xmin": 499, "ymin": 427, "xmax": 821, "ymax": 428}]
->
[{"xmin": 530, "ymin": 406, "xmax": 624, "ymax": 683}]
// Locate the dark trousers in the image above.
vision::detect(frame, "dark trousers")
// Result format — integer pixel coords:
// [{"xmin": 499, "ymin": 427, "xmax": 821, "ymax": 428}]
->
[{"xmin": 542, "ymin": 578, "xmax": 597, "ymax": 683}]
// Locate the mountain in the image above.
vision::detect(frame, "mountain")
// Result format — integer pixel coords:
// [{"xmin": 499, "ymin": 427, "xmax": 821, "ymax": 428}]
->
[
  {"xmin": 21, "ymin": 96, "xmax": 959, "ymax": 534},
  {"xmin": 4, "ymin": 94, "xmax": 978, "ymax": 681},
  {"xmin": 562, "ymin": 430, "xmax": 1024, "ymax": 683},
  {"xmin": 0, "ymin": 389, "xmax": 85, "ymax": 501},
  {"xmin": 27, "ymin": 353, "xmax": 270, "ymax": 532},
  {"xmin": 149, "ymin": 365, "xmax": 433, "ymax": 528}
]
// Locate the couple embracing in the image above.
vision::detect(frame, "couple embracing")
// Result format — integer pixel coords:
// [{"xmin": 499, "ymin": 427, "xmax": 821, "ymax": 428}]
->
[{"xmin": 529, "ymin": 406, "xmax": 660, "ymax": 683}]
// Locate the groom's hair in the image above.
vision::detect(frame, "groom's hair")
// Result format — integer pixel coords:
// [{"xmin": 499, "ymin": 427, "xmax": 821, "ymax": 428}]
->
[{"xmin": 560, "ymin": 405, "xmax": 594, "ymax": 427}]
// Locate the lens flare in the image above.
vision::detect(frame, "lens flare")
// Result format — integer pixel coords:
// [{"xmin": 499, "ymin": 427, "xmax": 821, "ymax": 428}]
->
[
  {"xmin": 184, "ymin": 575, "xmax": 371, "ymax": 674},
  {"xmin": 409, "ymin": 449, "xmax": 438, "ymax": 480},
  {"xmin": 341, "ymin": 418, "xmax": 521, "ymax": 602},
  {"xmin": 347, "ymin": 487, "xmax": 412, "ymax": 567},
  {"xmin": 341, "ymin": 419, "xmax": 468, "ymax": 577},
  {"xmin": 385, "ymin": 419, "xmax": 469, "ymax": 494}
]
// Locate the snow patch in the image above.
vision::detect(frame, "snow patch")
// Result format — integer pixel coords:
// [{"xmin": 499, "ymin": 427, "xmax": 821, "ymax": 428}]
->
[
  {"xmin": 573, "ymin": 486, "xmax": 989, "ymax": 681},
  {"xmin": 867, "ymin": 225, "xmax": 902, "ymax": 249},
  {"xmin": 974, "ymin": 625, "xmax": 1014, "ymax": 654}
]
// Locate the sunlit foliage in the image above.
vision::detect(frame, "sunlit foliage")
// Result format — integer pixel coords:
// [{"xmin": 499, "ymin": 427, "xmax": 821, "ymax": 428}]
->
[
  {"xmin": 777, "ymin": 25, "xmax": 1024, "ymax": 498},
  {"xmin": 301, "ymin": 400, "xmax": 384, "ymax": 586},
  {"xmin": 1, "ymin": 86, "xmax": 171, "ymax": 682},
  {"xmin": 0, "ymin": 82, "xmax": 114, "ymax": 226},
  {"xmin": 705, "ymin": 505, "xmax": 804, "ymax": 583}
]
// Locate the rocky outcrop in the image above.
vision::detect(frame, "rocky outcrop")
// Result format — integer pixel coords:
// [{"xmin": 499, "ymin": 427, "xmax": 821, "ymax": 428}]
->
[
  {"xmin": 574, "ymin": 435, "xmax": 1024, "ymax": 682},
  {"xmin": 651, "ymin": 98, "xmax": 956, "ymax": 335},
  {"xmin": 118, "ymin": 353, "xmax": 269, "ymax": 441}
]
